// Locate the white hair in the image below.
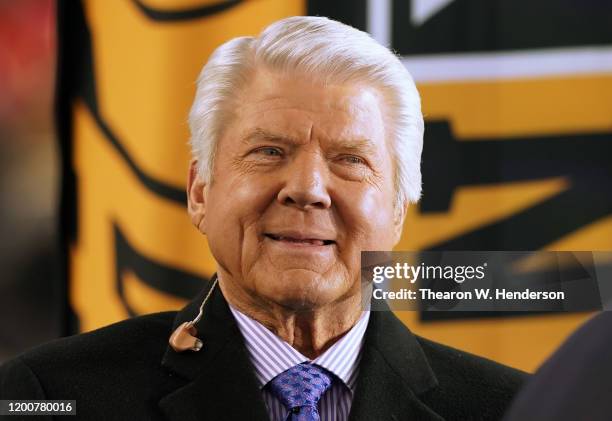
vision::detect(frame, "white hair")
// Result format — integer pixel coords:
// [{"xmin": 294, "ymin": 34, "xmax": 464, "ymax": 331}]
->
[{"xmin": 189, "ymin": 16, "xmax": 424, "ymax": 206}]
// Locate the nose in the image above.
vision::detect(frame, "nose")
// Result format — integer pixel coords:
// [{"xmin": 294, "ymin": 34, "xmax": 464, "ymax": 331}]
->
[{"xmin": 277, "ymin": 152, "xmax": 332, "ymax": 210}]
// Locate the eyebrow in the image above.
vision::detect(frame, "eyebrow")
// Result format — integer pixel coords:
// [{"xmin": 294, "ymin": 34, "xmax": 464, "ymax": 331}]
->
[
  {"xmin": 327, "ymin": 138, "xmax": 379, "ymax": 156},
  {"xmin": 241, "ymin": 127, "xmax": 379, "ymax": 155},
  {"xmin": 241, "ymin": 128, "xmax": 299, "ymax": 146}
]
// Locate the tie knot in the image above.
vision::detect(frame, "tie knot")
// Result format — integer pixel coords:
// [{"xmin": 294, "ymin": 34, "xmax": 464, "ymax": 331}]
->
[{"xmin": 268, "ymin": 363, "xmax": 333, "ymax": 414}]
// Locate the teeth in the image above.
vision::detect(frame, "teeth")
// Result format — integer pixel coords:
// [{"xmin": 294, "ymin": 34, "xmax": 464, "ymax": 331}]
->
[{"xmin": 274, "ymin": 236, "xmax": 325, "ymax": 246}]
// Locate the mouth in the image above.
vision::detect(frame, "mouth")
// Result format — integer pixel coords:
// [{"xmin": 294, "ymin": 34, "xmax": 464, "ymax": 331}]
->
[{"xmin": 264, "ymin": 233, "xmax": 335, "ymax": 246}]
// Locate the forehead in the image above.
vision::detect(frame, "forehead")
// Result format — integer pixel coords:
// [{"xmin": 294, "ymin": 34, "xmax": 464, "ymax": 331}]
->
[{"xmin": 231, "ymin": 69, "xmax": 388, "ymax": 147}]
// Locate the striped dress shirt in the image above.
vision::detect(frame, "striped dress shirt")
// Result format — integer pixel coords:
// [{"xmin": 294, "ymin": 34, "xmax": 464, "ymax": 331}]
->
[{"xmin": 229, "ymin": 305, "xmax": 370, "ymax": 421}]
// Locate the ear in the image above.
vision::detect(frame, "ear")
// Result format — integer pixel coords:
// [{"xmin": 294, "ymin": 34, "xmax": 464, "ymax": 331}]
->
[
  {"xmin": 392, "ymin": 202, "xmax": 408, "ymax": 246},
  {"xmin": 187, "ymin": 160, "xmax": 208, "ymax": 234}
]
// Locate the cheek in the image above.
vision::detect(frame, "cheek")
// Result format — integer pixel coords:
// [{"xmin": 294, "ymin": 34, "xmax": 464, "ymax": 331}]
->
[
  {"xmin": 204, "ymin": 174, "xmax": 278, "ymax": 264},
  {"xmin": 208, "ymin": 173, "xmax": 273, "ymax": 224},
  {"xmin": 337, "ymin": 185, "xmax": 397, "ymax": 250}
]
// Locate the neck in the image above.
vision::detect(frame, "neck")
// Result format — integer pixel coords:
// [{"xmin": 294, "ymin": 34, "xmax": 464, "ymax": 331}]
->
[{"xmin": 217, "ymin": 273, "xmax": 364, "ymax": 359}]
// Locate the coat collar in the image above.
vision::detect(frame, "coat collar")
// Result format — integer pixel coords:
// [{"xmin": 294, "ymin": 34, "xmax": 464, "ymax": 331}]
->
[
  {"xmin": 158, "ymin": 274, "xmax": 270, "ymax": 421},
  {"xmin": 159, "ymin": 275, "xmax": 441, "ymax": 421},
  {"xmin": 348, "ymin": 308, "xmax": 442, "ymax": 421}
]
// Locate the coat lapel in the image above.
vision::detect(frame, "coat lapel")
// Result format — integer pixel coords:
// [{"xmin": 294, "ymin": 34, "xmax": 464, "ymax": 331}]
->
[
  {"xmin": 348, "ymin": 306, "xmax": 443, "ymax": 421},
  {"xmin": 158, "ymin": 275, "xmax": 270, "ymax": 421}
]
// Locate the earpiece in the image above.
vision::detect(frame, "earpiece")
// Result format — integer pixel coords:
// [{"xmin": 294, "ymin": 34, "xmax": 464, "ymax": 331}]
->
[
  {"xmin": 168, "ymin": 277, "xmax": 218, "ymax": 352},
  {"xmin": 169, "ymin": 321, "xmax": 203, "ymax": 352}
]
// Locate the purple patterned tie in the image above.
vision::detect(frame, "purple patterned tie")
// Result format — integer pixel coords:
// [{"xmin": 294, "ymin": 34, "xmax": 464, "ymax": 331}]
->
[{"xmin": 268, "ymin": 363, "xmax": 333, "ymax": 421}]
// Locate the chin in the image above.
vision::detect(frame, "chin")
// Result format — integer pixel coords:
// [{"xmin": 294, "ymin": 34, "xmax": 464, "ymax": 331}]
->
[{"xmin": 265, "ymin": 269, "xmax": 346, "ymax": 310}]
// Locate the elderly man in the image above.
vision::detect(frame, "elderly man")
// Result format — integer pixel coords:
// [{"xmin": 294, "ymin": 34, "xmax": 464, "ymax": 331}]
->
[{"xmin": 0, "ymin": 16, "xmax": 525, "ymax": 421}]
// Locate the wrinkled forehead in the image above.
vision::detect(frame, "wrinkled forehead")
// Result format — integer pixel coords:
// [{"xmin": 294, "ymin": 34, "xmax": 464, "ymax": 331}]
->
[{"xmin": 230, "ymin": 68, "xmax": 390, "ymax": 150}]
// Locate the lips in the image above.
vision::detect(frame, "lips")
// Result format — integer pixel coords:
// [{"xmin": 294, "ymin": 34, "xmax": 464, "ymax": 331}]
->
[{"xmin": 265, "ymin": 233, "xmax": 335, "ymax": 246}]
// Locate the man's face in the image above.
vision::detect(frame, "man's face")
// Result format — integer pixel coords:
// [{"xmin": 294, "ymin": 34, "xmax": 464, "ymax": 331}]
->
[{"xmin": 188, "ymin": 69, "xmax": 404, "ymax": 311}]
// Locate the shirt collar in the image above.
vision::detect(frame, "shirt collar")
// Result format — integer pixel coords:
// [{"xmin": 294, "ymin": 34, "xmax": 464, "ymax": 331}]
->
[{"xmin": 229, "ymin": 305, "xmax": 370, "ymax": 393}]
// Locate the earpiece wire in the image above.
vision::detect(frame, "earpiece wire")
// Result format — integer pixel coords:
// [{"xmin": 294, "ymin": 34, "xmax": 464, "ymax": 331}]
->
[{"xmin": 191, "ymin": 276, "xmax": 218, "ymax": 325}]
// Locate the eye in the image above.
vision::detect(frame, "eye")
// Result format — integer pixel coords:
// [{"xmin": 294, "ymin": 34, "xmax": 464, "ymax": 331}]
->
[
  {"xmin": 253, "ymin": 147, "xmax": 283, "ymax": 157},
  {"xmin": 341, "ymin": 155, "xmax": 366, "ymax": 165}
]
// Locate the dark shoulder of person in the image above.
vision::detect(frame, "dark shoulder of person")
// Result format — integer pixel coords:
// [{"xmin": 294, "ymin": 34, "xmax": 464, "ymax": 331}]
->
[
  {"xmin": 0, "ymin": 312, "xmax": 178, "ymax": 419},
  {"xmin": 416, "ymin": 335, "xmax": 529, "ymax": 421},
  {"xmin": 503, "ymin": 311, "xmax": 612, "ymax": 421}
]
